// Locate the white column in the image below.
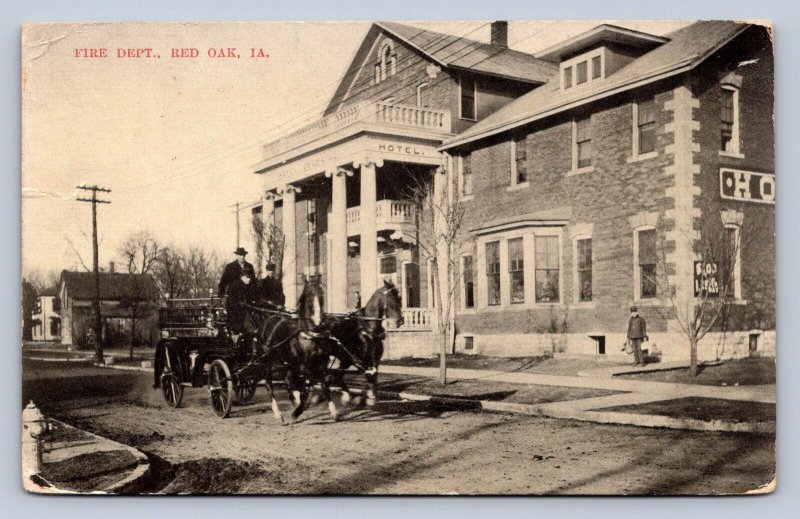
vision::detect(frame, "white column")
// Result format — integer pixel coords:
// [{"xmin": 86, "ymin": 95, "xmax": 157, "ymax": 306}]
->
[
  {"xmin": 280, "ymin": 184, "xmax": 300, "ymax": 308},
  {"xmin": 357, "ymin": 158, "xmax": 382, "ymax": 299},
  {"xmin": 326, "ymin": 167, "xmax": 351, "ymax": 312},
  {"xmin": 262, "ymin": 190, "xmax": 276, "ymax": 270},
  {"xmin": 433, "ymin": 165, "xmax": 447, "ymax": 312}
]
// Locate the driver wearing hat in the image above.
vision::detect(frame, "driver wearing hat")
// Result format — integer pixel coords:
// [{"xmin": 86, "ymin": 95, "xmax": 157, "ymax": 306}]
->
[{"xmin": 218, "ymin": 247, "xmax": 255, "ymax": 297}]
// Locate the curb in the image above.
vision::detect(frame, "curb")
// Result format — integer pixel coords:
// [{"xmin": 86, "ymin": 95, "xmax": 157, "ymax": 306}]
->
[
  {"xmin": 23, "ymin": 356, "xmax": 93, "ymax": 363},
  {"xmin": 376, "ymin": 389, "xmax": 775, "ymax": 435},
  {"xmin": 25, "ymin": 419, "xmax": 151, "ymax": 494}
]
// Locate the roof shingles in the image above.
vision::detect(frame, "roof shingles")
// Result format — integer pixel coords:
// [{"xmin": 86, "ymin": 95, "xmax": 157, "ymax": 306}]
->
[
  {"xmin": 60, "ymin": 271, "xmax": 159, "ymax": 301},
  {"xmin": 442, "ymin": 21, "xmax": 750, "ymax": 149}
]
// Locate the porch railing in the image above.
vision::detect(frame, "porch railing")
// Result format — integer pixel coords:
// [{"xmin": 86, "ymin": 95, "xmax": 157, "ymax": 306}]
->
[{"xmin": 398, "ymin": 307, "xmax": 436, "ymax": 331}]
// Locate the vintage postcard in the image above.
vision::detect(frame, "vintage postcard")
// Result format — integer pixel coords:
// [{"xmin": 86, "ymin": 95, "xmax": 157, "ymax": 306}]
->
[{"xmin": 21, "ymin": 20, "xmax": 775, "ymax": 495}]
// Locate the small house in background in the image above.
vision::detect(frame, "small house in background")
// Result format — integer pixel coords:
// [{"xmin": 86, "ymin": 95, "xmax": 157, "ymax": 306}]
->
[
  {"xmin": 30, "ymin": 286, "xmax": 61, "ymax": 342},
  {"xmin": 58, "ymin": 270, "xmax": 160, "ymax": 348}
]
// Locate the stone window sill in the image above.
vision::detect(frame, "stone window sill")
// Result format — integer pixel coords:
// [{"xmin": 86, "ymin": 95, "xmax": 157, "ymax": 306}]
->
[
  {"xmin": 460, "ymin": 194, "xmax": 475, "ymax": 202},
  {"xmin": 719, "ymin": 150, "xmax": 745, "ymax": 159},
  {"xmin": 567, "ymin": 166, "xmax": 594, "ymax": 177},
  {"xmin": 627, "ymin": 151, "xmax": 658, "ymax": 163},
  {"xmin": 506, "ymin": 181, "xmax": 530, "ymax": 192}
]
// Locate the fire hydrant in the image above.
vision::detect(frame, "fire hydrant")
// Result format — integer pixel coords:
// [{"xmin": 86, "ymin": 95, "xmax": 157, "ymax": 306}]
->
[{"xmin": 22, "ymin": 401, "xmax": 48, "ymax": 477}]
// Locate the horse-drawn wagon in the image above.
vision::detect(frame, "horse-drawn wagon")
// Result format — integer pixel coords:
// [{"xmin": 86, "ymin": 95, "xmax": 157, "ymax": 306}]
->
[
  {"xmin": 153, "ymin": 280, "xmax": 405, "ymax": 422},
  {"xmin": 153, "ymin": 297, "xmax": 265, "ymax": 416}
]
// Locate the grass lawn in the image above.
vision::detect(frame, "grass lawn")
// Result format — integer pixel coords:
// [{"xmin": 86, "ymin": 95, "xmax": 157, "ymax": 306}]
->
[
  {"xmin": 618, "ymin": 357, "xmax": 775, "ymax": 386},
  {"xmin": 382, "ymin": 353, "xmax": 628, "ymax": 377},
  {"xmin": 598, "ymin": 397, "xmax": 775, "ymax": 423},
  {"xmin": 366, "ymin": 372, "xmax": 620, "ymax": 405}
]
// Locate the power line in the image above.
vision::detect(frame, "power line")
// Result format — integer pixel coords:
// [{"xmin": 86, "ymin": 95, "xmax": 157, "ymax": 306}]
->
[{"xmin": 116, "ymin": 21, "xmax": 492, "ymax": 191}]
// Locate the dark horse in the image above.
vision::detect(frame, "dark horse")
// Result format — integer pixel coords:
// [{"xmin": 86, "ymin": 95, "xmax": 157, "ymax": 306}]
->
[
  {"xmin": 254, "ymin": 280, "xmax": 337, "ymax": 423},
  {"xmin": 327, "ymin": 279, "xmax": 404, "ymax": 405}
]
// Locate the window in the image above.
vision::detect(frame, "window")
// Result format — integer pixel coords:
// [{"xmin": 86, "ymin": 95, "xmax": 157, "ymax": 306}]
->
[
  {"xmin": 416, "ymin": 82, "xmax": 429, "ymax": 107},
  {"xmin": 375, "ymin": 42, "xmax": 397, "ymax": 84},
  {"xmin": 535, "ymin": 236, "xmax": 560, "ymax": 303},
  {"xmin": 576, "ymin": 61, "xmax": 588, "ymax": 85},
  {"xmin": 577, "ymin": 238, "xmax": 592, "ymax": 302},
  {"xmin": 461, "ymin": 154, "xmax": 474, "ymax": 196},
  {"xmin": 591, "ymin": 56, "xmax": 602, "ymax": 79},
  {"xmin": 560, "ymin": 49, "xmax": 605, "ymax": 91},
  {"xmin": 508, "ymin": 238, "xmax": 525, "ymax": 303},
  {"xmin": 636, "ymin": 98, "xmax": 657, "ymax": 155},
  {"xmin": 638, "ymin": 229, "xmax": 657, "ymax": 298},
  {"xmin": 574, "ymin": 117, "xmax": 592, "ymax": 169},
  {"xmin": 486, "ymin": 241, "xmax": 501, "ymax": 306},
  {"xmin": 460, "ymin": 76, "xmax": 476, "ymax": 120},
  {"xmin": 721, "ymin": 225, "xmax": 741, "ymax": 299},
  {"xmin": 463, "ymin": 255, "xmax": 475, "ymax": 309},
  {"xmin": 379, "ymin": 254, "xmax": 396, "ymax": 275},
  {"xmin": 720, "ymin": 86, "xmax": 739, "ymax": 154},
  {"xmin": 512, "ymin": 133, "xmax": 528, "ymax": 184}
]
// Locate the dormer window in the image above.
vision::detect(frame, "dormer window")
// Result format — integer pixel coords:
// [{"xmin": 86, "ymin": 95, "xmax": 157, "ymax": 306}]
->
[{"xmin": 561, "ymin": 48, "xmax": 605, "ymax": 90}]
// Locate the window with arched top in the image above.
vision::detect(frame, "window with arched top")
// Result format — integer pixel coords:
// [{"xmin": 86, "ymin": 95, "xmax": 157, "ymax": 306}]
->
[{"xmin": 375, "ymin": 41, "xmax": 397, "ymax": 84}]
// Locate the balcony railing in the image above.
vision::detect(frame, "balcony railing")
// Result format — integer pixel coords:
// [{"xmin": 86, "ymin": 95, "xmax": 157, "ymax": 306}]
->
[
  {"xmin": 346, "ymin": 200, "xmax": 415, "ymax": 236},
  {"xmin": 263, "ymin": 101, "xmax": 451, "ymax": 159},
  {"xmin": 398, "ymin": 307, "xmax": 436, "ymax": 331}
]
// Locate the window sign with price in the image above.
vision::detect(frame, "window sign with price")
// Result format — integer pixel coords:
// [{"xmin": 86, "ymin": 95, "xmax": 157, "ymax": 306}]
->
[{"xmin": 694, "ymin": 261, "xmax": 720, "ymax": 297}]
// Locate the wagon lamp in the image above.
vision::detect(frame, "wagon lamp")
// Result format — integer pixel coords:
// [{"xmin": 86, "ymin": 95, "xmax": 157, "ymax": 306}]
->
[{"xmin": 22, "ymin": 401, "xmax": 50, "ymax": 477}]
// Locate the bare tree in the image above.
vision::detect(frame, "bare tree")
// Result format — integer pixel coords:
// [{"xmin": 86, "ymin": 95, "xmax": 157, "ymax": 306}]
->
[
  {"xmin": 652, "ymin": 212, "xmax": 749, "ymax": 376},
  {"xmin": 185, "ymin": 246, "xmax": 222, "ymax": 297},
  {"xmin": 153, "ymin": 247, "xmax": 188, "ymax": 301},
  {"xmin": 402, "ymin": 166, "xmax": 470, "ymax": 386},
  {"xmin": 251, "ymin": 213, "xmax": 285, "ymax": 281},
  {"xmin": 118, "ymin": 230, "xmax": 162, "ymax": 275}
]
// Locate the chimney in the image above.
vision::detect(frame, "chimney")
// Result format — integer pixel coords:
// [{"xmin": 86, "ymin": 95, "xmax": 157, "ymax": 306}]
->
[
  {"xmin": 491, "ymin": 21, "xmax": 508, "ymax": 48},
  {"xmin": 108, "ymin": 261, "xmax": 115, "ymax": 273}
]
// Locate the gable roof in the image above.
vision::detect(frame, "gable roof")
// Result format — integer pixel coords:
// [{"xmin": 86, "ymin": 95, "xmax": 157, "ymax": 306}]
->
[
  {"xmin": 376, "ymin": 21, "xmax": 557, "ymax": 83},
  {"xmin": 441, "ymin": 21, "xmax": 752, "ymax": 150},
  {"xmin": 60, "ymin": 270, "xmax": 159, "ymax": 301},
  {"xmin": 325, "ymin": 22, "xmax": 557, "ymax": 114}
]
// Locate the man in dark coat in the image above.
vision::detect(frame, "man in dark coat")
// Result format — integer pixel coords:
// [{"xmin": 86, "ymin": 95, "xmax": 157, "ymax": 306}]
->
[
  {"xmin": 256, "ymin": 263, "xmax": 285, "ymax": 308},
  {"xmin": 218, "ymin": 247, "xmax": 255, "ymax": 297},
  {"xmin": 225, "ymin": 265, "xmax": 258, "ymax": 348},
  {"xmin": 626, "ymin": 306, "xmax": 649, "ymax": 366}
]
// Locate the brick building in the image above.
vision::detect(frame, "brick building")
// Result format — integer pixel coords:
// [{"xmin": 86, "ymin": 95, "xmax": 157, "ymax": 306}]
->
[
  {"xmin": 248, "ymin": 21, "xmax": 774, "ymax": 361},
  {"xmin": 441, "ymin": 22, "xmax": 774, "ymax": 361}
]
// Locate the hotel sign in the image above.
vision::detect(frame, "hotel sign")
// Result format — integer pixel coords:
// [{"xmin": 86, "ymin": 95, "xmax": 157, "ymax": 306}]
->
[{"xmin": 720, "ymin": 168, "xmax": 775, "ymax": 204}]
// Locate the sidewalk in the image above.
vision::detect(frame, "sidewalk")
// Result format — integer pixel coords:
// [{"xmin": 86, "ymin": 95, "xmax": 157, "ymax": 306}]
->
[
  {"xmin": 380, "ymin": 365, "xmax": 776, "ymax": 403},
  {"xmin": 379, "ymin": 365, "xmax": 775, "ymax": 434},
  {"xmin": 24, "ymin": 418, "xmax": 150, "ymax": 494}
]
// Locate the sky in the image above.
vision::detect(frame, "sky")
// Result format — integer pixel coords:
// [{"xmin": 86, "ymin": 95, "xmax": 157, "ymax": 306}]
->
[{"xmin": 21, "ymin": 20, "xmax": 692, "ymax": 278}]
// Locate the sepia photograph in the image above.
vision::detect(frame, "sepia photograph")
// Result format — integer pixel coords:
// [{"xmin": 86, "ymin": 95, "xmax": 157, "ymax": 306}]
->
[{"xmin": 20, "ymin": 18, "xmax": 775, "ymax": 495}]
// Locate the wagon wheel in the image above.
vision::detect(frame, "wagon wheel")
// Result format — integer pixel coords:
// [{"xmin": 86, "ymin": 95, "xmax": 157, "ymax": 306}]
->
[
  {"xmin": 160, "ymin": 343, "xmax": 184, "ymax": 408},
  {"xmin": 208, "ymin": 359, "xmax": 234, "ymax": 418},
  {"xmin": 235, "ymin": 380, "xmax": 257, "ymax": 404}
]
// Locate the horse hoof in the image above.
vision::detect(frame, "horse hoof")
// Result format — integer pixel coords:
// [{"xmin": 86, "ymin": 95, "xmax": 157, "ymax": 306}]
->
[
  {"xmin": 309, "ymin": 393, "xmax": 320, "ymax": 406},
  {"xmin": 340, "ymin": 391, "xmax": 351, "ymax": 404},
  {"xmin": 366, "ymin": 398, "xmax": 377, "ymax": 407}
]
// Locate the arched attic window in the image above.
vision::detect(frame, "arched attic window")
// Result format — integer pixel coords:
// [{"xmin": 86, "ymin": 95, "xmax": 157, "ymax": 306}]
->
[{"xmin": 375, "ymin": 41, "xmax": 397, "ymax": 84}]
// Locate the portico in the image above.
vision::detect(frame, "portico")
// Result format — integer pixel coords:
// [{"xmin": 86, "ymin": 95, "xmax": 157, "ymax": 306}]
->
[{"xmin": 253, "ymin": 100, "xmax": 450, "ymax": 320}]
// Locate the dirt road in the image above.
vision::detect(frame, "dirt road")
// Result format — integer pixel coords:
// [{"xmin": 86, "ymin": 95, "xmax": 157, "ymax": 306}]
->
[{"xmin": 23, "ymin": 360, "xmax": 775, "ymax": 495}]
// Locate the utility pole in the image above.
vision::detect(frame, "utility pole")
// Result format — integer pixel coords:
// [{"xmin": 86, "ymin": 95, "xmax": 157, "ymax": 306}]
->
[
  {"xmin": 76, "ymin": 185, "xmax": 111, "ymax": 364},
  {"xmin": 231, "ymin": 202, "xmax": 241, "ymax": 248}
]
